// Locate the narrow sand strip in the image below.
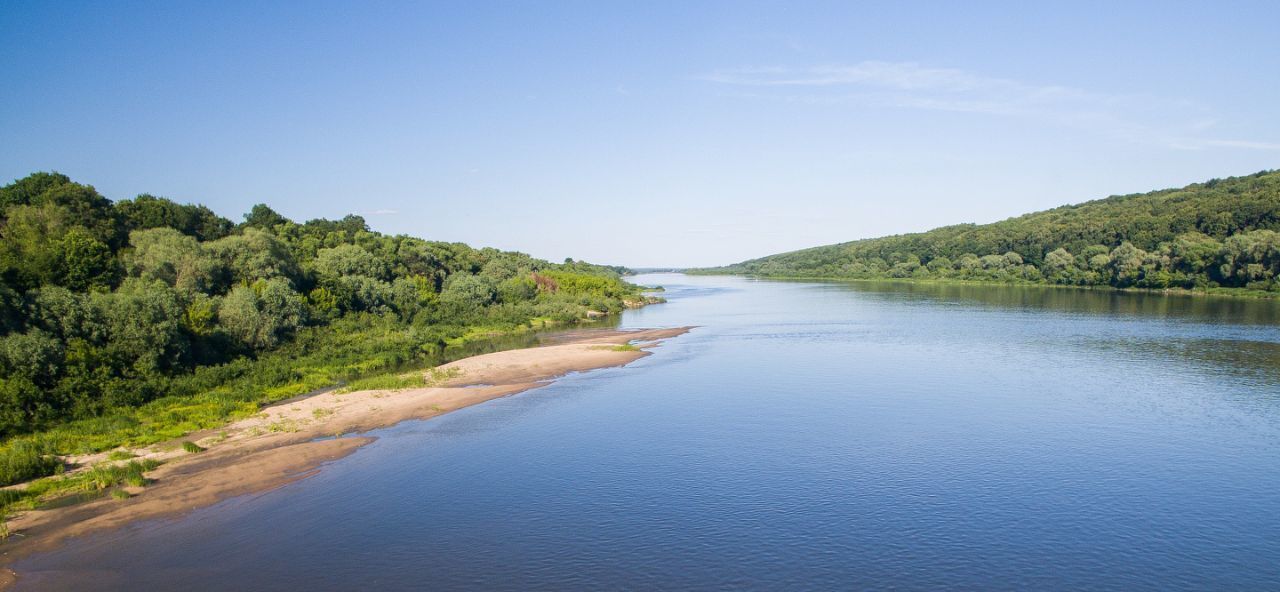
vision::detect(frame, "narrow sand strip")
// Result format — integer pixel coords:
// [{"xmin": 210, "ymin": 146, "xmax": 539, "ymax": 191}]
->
[{"xmin": 0, "ymin": 326, "xmax": 691, "ymax": 568}]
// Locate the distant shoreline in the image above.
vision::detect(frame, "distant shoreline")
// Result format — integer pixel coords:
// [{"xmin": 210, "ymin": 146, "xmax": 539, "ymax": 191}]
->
[
  {"xmin": 0, "ymin": 326, "xmax": 692, "ymax": 587},
  {"xmin": 685, "ymin": 272, "xmax": 1280, "ymax": 300}
]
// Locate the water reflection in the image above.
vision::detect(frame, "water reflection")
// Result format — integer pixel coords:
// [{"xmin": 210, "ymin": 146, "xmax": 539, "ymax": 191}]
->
[{"xmin": 819, "ymin": 279, "xmax": 1280, "ymax": 325}]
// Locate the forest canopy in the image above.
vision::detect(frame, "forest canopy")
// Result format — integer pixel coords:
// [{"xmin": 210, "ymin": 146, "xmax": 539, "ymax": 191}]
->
[
  {"xmin": 697, "ymin": 170, "xmax": 1280, "ymax": 293},
  {"xmin": 0, "ymin": 172, "xmax": 647, "ymax": 484}
]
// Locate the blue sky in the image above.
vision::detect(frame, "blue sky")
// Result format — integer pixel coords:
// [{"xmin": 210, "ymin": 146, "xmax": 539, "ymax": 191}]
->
[{"xmin": 2, "ymin": 1, "xmax": 1278, "ymax": 267}]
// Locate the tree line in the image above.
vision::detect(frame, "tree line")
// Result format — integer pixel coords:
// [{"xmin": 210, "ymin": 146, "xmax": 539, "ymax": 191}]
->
[
  {"xmin": 0, "ymin": 172, "xmax": 646, "ymax": 482},
  {"xmin": 700, "ymin": 170, "xmax": 1280, "ymax": 293}
]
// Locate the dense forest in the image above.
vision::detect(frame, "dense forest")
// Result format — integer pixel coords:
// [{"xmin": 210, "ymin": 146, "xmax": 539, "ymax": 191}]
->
[
  {"xmin": 698, "ymin": 170, "xmax": 1280, "ymax": 294},
  {"xmin": 0, "ymin": 172, "xmax": 649, "ymax": 485}
]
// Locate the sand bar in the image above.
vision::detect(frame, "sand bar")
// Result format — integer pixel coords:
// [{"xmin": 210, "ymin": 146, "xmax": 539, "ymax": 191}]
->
[{"xmin": 0, "ymin": 326, "xmax": 692, "ymax": 572}]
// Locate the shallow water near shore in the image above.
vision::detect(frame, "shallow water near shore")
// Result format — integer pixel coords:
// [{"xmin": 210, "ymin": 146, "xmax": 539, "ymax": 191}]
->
[{"xmin": 13, "ymin": 274, "xmax": 1280, "ymax": 590}]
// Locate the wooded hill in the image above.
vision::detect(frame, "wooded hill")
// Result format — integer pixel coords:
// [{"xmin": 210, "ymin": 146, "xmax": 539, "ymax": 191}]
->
[
  {"xmin": 698, "ymin": 170, "xmax": 1280, "ymax": 293},
  {"xmin": 0, "ymin": 172, "xmax": 644, "ymax": 485}
]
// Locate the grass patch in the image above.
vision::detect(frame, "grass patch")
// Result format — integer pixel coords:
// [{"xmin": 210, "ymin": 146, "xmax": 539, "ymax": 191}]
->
[
  {"xmin": 0, "ymin": 458, "xmax": 163, "ymax": 524},
  {"xmin": 0, "ymin": 440, "xmax": 63, "ymax": 485},
  {"xmin": 106, "ymin": 450, "xmax": 136, "ymax": 461},
  {"xmin": 425, "ymin": 366, "xmax": 462, "ymax": 386},
  {"xmin": 181, "ymin": 441, "xmax": 205, "ymax": 454},
  {"xmin": 590, "ymin": 343, "xmax": 640, "ymax": 352},
  {"xmin": 0, "ymin": 457, "xmax": 158, "ymax": 536},
  {"xmin": 267, "ymin": 419, "xmax": 301, "ymax": 433},
  {"xmin": 337, "ymin": 372, "xmax": 427, "ymax": 393},
  {"xmin": 111, "ymin": 489, "xmax": 131, "ymax": 500},
  {"xmin": 336, "ymin": 365, "xmax": 464, "ymax": 393}
]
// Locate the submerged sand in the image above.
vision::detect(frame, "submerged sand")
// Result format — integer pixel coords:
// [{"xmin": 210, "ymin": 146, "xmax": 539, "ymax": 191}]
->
[{"xmin": 0, "ymin": 326, "xmax": 691, "ymax": 574}]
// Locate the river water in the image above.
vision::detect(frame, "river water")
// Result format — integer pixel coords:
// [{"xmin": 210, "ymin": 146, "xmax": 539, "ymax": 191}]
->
[{"xmin": 14, "ymin": 274, "xmax": 1280, "ymax": 590}]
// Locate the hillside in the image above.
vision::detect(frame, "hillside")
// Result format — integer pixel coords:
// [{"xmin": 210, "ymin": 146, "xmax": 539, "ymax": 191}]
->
[
  {"xmin": 698, "ymin": 170, "xmax": 1280, "ymax": 293},
  {"xmin": 0, "ymin": 172, "xmax": 648, "ymax": 487}
]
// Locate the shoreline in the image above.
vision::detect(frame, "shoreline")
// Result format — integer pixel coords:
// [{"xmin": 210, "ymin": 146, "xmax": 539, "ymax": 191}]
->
[
  {"xmin": 685, "ymin": 272, "xmax": 1280, "ymax": 300},
  {"xmin": 0, "ymin": 326, "xmax": 692, "ymax": 581}
]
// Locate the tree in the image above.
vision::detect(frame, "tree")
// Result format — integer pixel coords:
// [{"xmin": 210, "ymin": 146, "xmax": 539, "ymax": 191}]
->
[
  {"xmin": 312, "ymin": 244, "xmax": 389, "ymax": 281},
  {"xmin": 241, "ymin": 204, "xmax": 288, "ymax": 231},
  {"xmin": 27, "ymin": 286, "xmax": 101, "ymax": 342},
  {"xmin": 0, "ymin": 377, "xmax": 57, "ymax": 436},
  {"xmin": 116, "ymin": 194, "xmax": 233, "ymax": 241},
  {"xmin": 0, "ymin": 329, "xmax": 64, "ymax": 385},
  {"xmin": 208, "ymin": 229, "xmax": 301, "ymax": 287},
  {"xmin": 218, "ymin": 279, "xmax": 307, "ymax": 350},
  {"xmin": 0, "ymin": 174, "xmax": 122, "ymax": 247},
  {"xmin": 497, "ymin": 276, "xmax": 537, "ymax": 303},
  {"xmin": 1110, "ymin": 242, "xmax": 1148, "ymax": 287},
  {"xmin": 93, "ymin": 278, "xmax": 188, "ymax": 373},
  {"xmin": 0, "ymin": 172, "xmax": 73, "ymax": 210},
  {"xmin": 439, "ymin": 273, "xmax": 496, "ymax": 313},
  {"xmin": 59, "ymin": 227, "xmax": 117, "ymax": 290},
  {"xmin": 0, "ymin": 204, "xmax": 72, "ymax": 289},
  {"xmin": 1042, "ymin": 248, "xmax": 1077, "ymax": 284},
  {"xmin": 0, "ymin": 204, "xmax": 119, "ymax": 290},
  {"xmin": 125, "ymin": 228, "xmax": 223, "ymax": 294},
  {"xmin": 925, "ymin": 256, "xmax": 954, "ymax": 276}
]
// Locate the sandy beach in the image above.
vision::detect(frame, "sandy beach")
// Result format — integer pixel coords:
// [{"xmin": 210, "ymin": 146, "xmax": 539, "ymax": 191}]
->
[{"xmin": 0, "ymin": 326, "xmax": 691, "ymax": 577}]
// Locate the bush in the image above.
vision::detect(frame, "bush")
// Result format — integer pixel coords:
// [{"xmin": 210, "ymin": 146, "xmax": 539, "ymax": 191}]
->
[{"xmin": 0, "ymin": 440, "xmax": 61, "ymax": 485}]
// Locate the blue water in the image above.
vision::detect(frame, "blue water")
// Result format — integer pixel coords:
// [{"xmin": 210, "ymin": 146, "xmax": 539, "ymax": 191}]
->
[{"xmin": 15, "ymin": 274, "xmax": 1280, "ymax": 590}]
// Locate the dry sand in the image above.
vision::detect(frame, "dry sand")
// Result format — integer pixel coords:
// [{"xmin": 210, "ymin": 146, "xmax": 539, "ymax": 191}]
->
[{"xmin": 0, "ymin": 326, "xmax": 691, "ymax": 572}]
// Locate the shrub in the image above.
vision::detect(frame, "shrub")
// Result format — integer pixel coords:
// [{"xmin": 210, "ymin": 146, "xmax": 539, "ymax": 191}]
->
[{"xmin": 0, "ymin": 440, "xmax": 60, "ymax": 486}]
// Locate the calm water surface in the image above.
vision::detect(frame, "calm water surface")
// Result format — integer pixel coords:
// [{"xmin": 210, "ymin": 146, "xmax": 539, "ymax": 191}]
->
[{"xmin": 15, "ymin": 274, "xmax": 1280, "ymax": 590}]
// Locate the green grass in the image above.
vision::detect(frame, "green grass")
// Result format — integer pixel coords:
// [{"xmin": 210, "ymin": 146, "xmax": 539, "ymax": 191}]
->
[
  {"xmin": 0, "ymin": 440, "xmax": 63, "ymax": 486},
  {"xmin": 110, "ymin": 489, "xmax": 131, "ymax": 500},
  {"xmin": 0, "ymin": 459, "xmax": 162, "ymax": 527},
  {"xmin": 106, "ymin": 450, "xmax": 136, "ymax": 461},
  {"xmin": 611, "ymin": 343, "xmax": 640, "ymax": 352},
  {"xmin": 336, "ymin": 372, "xmax": 428, "ymax": 393},
  {"xmin": 181, "ymin": 441, "xmax": 205, "ymax": 454},
  {"xmin": 266, "ymin": 419, "xmax": 301, "ymax": 433}
]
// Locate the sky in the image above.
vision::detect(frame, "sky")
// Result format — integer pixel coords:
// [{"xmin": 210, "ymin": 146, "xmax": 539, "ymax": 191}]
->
[{"xmin": 2, "ymin": 1, "xmax": 1279, "ymax": 268}]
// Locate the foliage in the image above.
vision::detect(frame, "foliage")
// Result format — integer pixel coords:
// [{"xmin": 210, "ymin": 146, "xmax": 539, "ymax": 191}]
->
[
  {"xmin": 0, "ymin": 171, "xmax": 645, "ymax": 486},
  {"xmin": 699, "ymin": 170, "xmax": 1280, "ymax": 294}
]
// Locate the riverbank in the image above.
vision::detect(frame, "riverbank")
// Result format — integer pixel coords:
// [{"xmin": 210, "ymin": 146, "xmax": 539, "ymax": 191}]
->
[
  {"xmin": 0, "ymin": 326, "xmax": 691, "ymax": 577},
  {"xmin": 687, "ymin": 272, "xmax": 1280, "ymax": 300}
]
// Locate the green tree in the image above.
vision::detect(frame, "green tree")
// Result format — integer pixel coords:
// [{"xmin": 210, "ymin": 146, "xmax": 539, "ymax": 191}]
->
[
  {"xmin": 59, "ymin": 227, "xmax": 118, "ymax": 290},
  {"xmin": 218, "ymin": 279, "xmax": 308, "ymax": 350},
  {"xmin": 125, "ymin": 228, "xmax": 223, "ymax": 294},
  {"xmin": 241, "ymin": 204, "xmax": 288, "ymax": 231},
  {"xmin": 93, "ymin": 278, "xmax": 188, "ymax": 373},
  {"xmin": 439, "ymin": 273, "xmax": 496, "ymax": 313},
  {"xmin": 116, "ymin": 194, "xmax": 233, "ymax": 241},
  {"xmin": 208, "ymin": 229, "xmax": 301, "ymax": 287},
  {"xmin": 312, "ymin": 244, "xmax": 389, "ymax": 280}
]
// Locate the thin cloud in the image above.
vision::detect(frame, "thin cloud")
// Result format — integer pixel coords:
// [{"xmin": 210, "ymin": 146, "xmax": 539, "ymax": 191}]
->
[
  {"xmin": 368, "ymin": 209, "xmax": 398, "ymax": 215},
  {"xmin": 700, "ymin": 61, "xmax": 1279, "ymax": 151},
  {"xmin": 1204, "ymin": 139, "xmax": 1280, "ymax": 150}
]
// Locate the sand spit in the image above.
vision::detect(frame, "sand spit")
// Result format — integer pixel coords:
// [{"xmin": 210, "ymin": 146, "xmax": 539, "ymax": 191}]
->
[{"xmin": 0, "ymin": 326, "xmax": 692, "ymax": 570}]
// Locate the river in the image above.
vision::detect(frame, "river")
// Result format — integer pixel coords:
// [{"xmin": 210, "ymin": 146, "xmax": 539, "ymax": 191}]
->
[{"xmin": 14, "ymin": 274, "xmax": 1280, "ymax": 590}]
